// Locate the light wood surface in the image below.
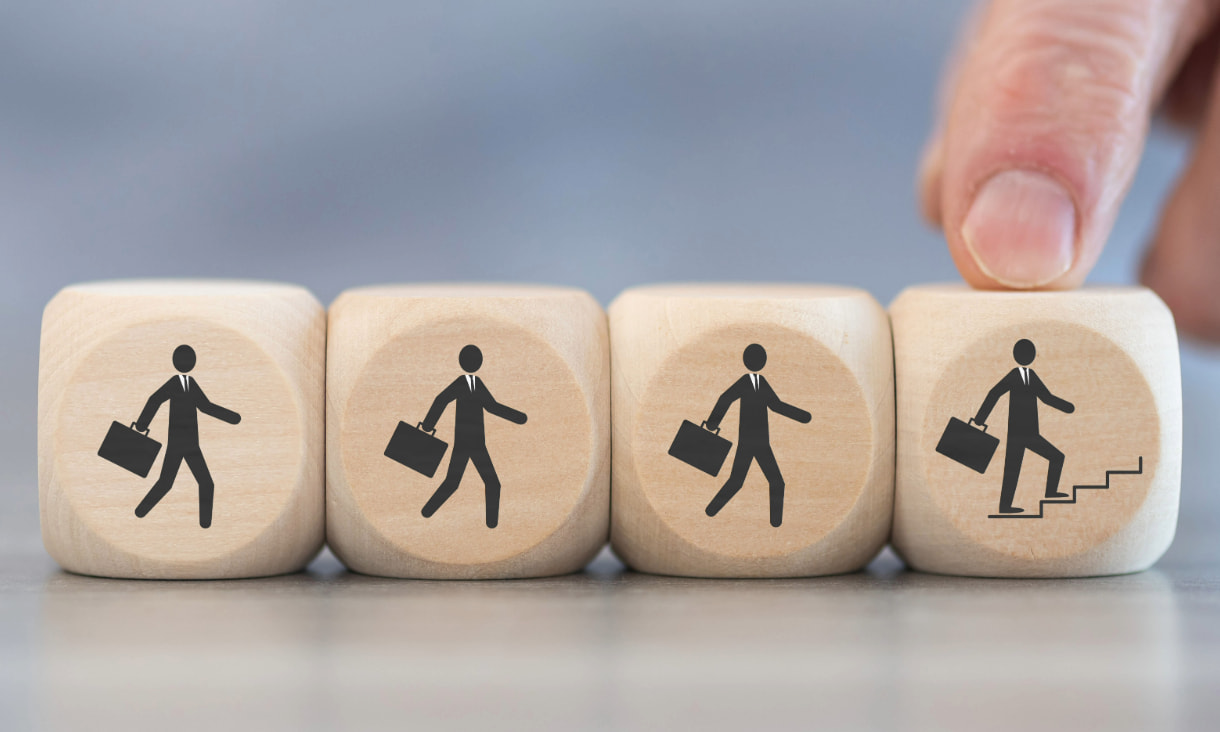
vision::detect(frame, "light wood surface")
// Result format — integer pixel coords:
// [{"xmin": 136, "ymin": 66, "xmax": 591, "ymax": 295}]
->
[
  {"xmin": 326, "ymin": 284, "xmax": 610, "ymax": 579},
  {"xmin": 609, "ymin": 284, "xmax": 894, "ymax": 577},
  {"xmin": 38, "ymin": 280, "xmax": 326, "ymax": 579},
  {"xmin": 890, "ymin": 285, "xmax": 1181, "ymax": 577}
]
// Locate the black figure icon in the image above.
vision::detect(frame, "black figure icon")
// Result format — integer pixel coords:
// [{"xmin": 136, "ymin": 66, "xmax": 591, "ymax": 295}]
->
[
  {"xmin": 972, "ymin": 339, "xmax": 1075, "ymax": 515},
  {"xmin": 419, "ymin": 345, "xmax": 527, "ymax": 528},
  {"xmin": 703, "ymin": 344, "xmax": 811, "ymax": 527},
  {"xmin": 132, "ymin": 345, "xmax": 241, "ymax": 528}
]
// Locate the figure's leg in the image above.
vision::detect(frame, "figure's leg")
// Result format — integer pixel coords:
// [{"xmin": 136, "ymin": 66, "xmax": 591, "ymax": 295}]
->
[
  {"xmin": 469, "ymin": 448, "xmax": 502, "ymax": 529},
  {"xmin": 998, "ymin": 438, "xmax": 1027, "ymax": 513},
  {"xmin": 423, "ymin": 445, "xmax": 469, "ymax": 518},
  {"xmin": 754, "ymin": 445, "xmax": 785, "ymax": 527},
  {"xmin": 1026, "ymin": 435, "xmax": 1067, "ymax": 498},
  {"xmin": 183, "ymin": 450, "xmax": 215, "ymax": 528},
  {"xmin": 707, "ymin": 445, "xmax": 755, "ymax": 517},
  {"xmin": 136, "ymin": 446, "xmax": 184, "ymax": 518}
]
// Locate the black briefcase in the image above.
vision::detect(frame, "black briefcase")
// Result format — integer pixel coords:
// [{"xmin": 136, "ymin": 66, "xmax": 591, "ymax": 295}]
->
[
  {"xmin": 98, "ymin": 422, "xmax": 163, "ymax": 478},
  {"xmin": 935, "ymin": 417, "xmax": 1000, "ymax": 474},
  {"xmin": 668, "ymin": 420, "xmax": 733, "ymax": 477},
  {"xmin": 384, "ymin": 421, "xmax": 449, "ymax": 478}
]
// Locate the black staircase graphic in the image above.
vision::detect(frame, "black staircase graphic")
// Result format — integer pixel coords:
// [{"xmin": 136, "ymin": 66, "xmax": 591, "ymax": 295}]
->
[{"xmin": 988, "ymin": 457, "xmax": 1144, "ymax": 519}]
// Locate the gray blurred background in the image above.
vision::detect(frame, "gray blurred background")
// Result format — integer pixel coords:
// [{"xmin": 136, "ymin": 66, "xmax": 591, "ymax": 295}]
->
[{"xmin": 1, "ymin": 0, "xmax": 1216, "ymax": 558}]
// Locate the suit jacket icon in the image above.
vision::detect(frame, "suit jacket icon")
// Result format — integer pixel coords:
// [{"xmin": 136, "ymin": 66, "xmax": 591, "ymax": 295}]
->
[
  {"xmin": 419, "ymin": 373, "xmax": 527, "ymax": 529},
  {"xmin": 704, "ymin": 371, "xmax": 811, "ymax": 528},
  {"xmin": 421, "ymin": 376, "xmax": 527, "ymax": 442},
  {"xmin": 136, "ymin": 376, "xmax": 240, "ymax": 446},
  {"xmin": 708, "ymin": 374, "xmax": 809, "ymax": 445},
  {"xmin": 976, "ymin": 368, "xmax": 1073, "ymax": 436},
  {"xmin": 974, "ymin": 363, "xmax": 1074, "ymax": 515},
  {"xmin": 132, "ymin": 372, "xmax": 240, "ymax": 529}
]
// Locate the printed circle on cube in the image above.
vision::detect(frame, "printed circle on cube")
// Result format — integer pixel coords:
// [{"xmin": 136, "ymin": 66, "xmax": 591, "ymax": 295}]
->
[
  {"xmin": 633, "ymin": 323, "xmax": 875, "ymax": 558},
  {"xmin": 55, "ymin": 319, "xmax": 302, "ymax": 562},
  {"xmin": 922, "ymin": 322, "xmax": 1159, "ymax": 559},
  {"xmin": 339, "ymin": 318, "xmax": 594, "ymax": 565}
]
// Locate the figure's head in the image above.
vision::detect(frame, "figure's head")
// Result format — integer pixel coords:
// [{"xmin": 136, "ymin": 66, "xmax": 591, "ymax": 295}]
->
[
  {"xmin": 743, "ymin": 343, "xmax": 767, "ymax": 372},
  {"xmin": 173, "ymin": 344, "xmax": 196, "ymax": 373},
  {"xmin": 1013, "ymin": 339, "xmax": 1036, "ymax": 366},
  {"xmin": 459, "ymin": 344, "xmax": 483, "ymax": 373}
]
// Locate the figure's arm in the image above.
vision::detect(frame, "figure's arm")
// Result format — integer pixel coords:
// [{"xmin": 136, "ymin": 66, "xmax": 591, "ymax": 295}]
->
[
  {"xmin": 707, "ymin": 379, "xmax": 743, "ymax": 430},
  {"xmin": 771, "ymin": 398, "xmax": 812, "ymax": 424},
  {"xmin": 480, "ymin": 385, "xmax": 527, "ymax": 425},
  {"xmin": 192, "ymin": 382, "xmax": 241, "ymax": 424},
  {"xmin": 135, "ymin": 380, "xmax": 174, "ymax": 431},
  {"xmin": 421, "ymin": 380, "xmax": 461, "ymax": 431},
  {"xmin": 1033, "ymin": 374, "xmax": 1075, "ymax": 413},
  {"xmin": 974, "ymin": 374, "xmax": 1013, "ymax": 425}
]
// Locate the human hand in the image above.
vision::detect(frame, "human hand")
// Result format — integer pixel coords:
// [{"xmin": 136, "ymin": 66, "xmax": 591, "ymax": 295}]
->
[{"xmin": 919, "ymin": 0, "xmax": 1220, "ymax": 341}]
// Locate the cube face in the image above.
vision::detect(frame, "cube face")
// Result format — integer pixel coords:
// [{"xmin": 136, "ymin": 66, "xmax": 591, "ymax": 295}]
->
[
  {"xmin": 38, "ymin": 281, "xmax": 326, "ymax": 579},
  {"xmin": 326, "ymin": 285, "xmax": 610, "ymax": 579},
  {"xmin": 610, "ymin": 285, "xmax": 895, "ymax": 577},
  {"xmin": 891, "ymin": 285, "xmax": 1181, "ymax": 577}
]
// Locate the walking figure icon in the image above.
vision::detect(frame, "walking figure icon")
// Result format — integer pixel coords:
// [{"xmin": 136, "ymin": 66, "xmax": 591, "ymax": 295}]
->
[
  {"xmin": 936, "ymin": 338, "xmax": 1075, "ymax": 516},
  {"xmin": 668, "ymin": 344, "xmax": 811, "ymax": 527},
  {"xmin": 97, "ymin": 345, "xmax": 241, "ymax": 529},
  {"xmin": 384, "ymin": 345, "xmax": 527, "ymax": 529}
]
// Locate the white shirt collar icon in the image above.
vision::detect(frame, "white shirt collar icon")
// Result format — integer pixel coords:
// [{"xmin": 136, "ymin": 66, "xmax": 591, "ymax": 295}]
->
[
  {"xmin": 1019, "ymin": 367, "xmax": 1029, "ymax": 385},
  {"xmin": 179, "ymin": 374, "xmax": 190, "ymax": 391},
  {"xmin": 466, "ymin": 374, "xmax": 476, "ymax": 391},
  {"xmin": 750, "ymin": 373, "xmax": 759, "ymax": 390}
]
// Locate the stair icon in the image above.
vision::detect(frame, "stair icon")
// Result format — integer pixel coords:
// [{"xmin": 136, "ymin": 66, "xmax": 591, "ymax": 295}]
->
[{"xmin": 988, "ymin": 457, "xmax": 1144, "ymax": 519}]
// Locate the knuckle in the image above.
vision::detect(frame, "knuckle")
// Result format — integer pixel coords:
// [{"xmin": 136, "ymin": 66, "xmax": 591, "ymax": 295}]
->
[{"xmin": 975, "ymin": 0, "xmax": 1162, "ymax": 142}]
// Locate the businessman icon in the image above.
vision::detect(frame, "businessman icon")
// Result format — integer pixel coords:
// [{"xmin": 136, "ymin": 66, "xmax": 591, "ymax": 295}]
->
[
  {"xmin": 974, "ymin": 339, "xmax": 1075, "ymax": 514},
  {"xmin": 420, "ymin": 345, "xmax": 527, "ymax": 528},
  {"xmin": 133, "ymin": 345, "xmax": 241, "ymax": 528},
  {"xmin": 705, "ymin": 344, "xmax": 811, "ymax": 527}
]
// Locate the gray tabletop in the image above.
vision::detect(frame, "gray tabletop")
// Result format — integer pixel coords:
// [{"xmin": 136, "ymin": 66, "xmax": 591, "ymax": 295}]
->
[
  {"xmin": 3, "ymin": 2, "xmax": 1220, "ymax": 730},
  {"xmin": 3, "ymin": 547, "xmax": 1219, "ymax": 732}
]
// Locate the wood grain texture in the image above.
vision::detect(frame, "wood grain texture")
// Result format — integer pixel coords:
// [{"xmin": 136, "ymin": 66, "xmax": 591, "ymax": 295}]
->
[
  {"xmin": 38, "ymin": 280, "xmax": 326, "ymax": 579},
  {"xmin": 609, "ymin": 284, "xmax": 894, "ymax": 578},
  {"xmin": 326, "ymin": 284, "xmax": 609, "ymax": 579},
  {"xmin": 890, "ymin": 285, "xmax": 1181, "ymax": 577}
]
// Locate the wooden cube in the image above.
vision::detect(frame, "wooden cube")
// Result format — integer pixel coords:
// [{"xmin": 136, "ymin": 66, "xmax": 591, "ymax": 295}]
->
[
  {"xmin": 326, "ymin": 285, "xmax": 609, "ymax": 579},
  {"xmin": 609, "ymin": 284, "xmax": 894, "ymax": 577},
  {"xmin": 890, "ymin": 285, "xmax": 1181, "ymax": 577},
  {"xmin": 39, "ymin": 280, "xmax": 326, "ymax": 579}
]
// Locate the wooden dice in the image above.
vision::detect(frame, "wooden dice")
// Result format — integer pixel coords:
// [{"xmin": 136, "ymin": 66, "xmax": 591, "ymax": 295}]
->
[
  {"xmin": 609, "ymin": 285, "xmax": 894, "ymax": 577},
  {"xmin": 326, "ymin": 285, "xmax": 610, "ymax": 579},
  {"xmin": 891, "ymin": 285, "xmax": 1181, "ymax": 577},
  {"xmin": 39, "ymin": 280, "xmax": 326, "ymax": 579}
]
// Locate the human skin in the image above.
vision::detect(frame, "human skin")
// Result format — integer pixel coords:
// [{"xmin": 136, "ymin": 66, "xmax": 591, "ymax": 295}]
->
[{"xmin": 919, "ymin": 0, "xmax": 1220, "ymax": 342}]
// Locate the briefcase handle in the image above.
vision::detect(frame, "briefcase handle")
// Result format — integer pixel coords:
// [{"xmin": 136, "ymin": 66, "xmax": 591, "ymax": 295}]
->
[
  {"xmin": 416, "ymin": 422, "xmax": 437, "ymax": 436},
  {"xmin": 700, "ymin": 421, "xmax": 720, "ymax": 435},
  {"xmin": 130, "ymin": 422, "xmax": 150, "ymax": 436},
  {"xmin": 968, "ymin": 418, "xmax": 987, "ymax": 433}
]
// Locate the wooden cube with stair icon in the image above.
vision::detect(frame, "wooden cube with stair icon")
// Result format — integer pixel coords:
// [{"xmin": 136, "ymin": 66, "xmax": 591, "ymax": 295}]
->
[
  {"xmin": 609, "ymin": 284, "xmax": 895, "ymax": 578},
  {"xmin": 890, "ymin": 285, "xmax": 1181, "ymax": 578},
  {"xmin": 326, "ymin": 284, "xmax": 609, "ymax": 579},
  {"xmin": 38, "ymin": 280, "xmax": 327, "ymax": 579}
]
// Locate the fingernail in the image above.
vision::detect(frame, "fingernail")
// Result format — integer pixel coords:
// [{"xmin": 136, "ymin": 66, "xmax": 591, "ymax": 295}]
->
[{"xmin": 962, "ymin": 170, "xmax": 1076, "ymax": 288}]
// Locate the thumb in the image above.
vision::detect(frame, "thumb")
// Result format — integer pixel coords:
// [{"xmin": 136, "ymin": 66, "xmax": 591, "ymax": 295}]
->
[{"xmin": 925, "ymin": 0, "xmax": 1215, "ymax": 289}]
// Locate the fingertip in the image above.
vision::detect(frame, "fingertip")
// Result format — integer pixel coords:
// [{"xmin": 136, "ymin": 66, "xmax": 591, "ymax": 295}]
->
[{"xmin": 958, "ymin": 170, "xmax": 1078, "ymax": 289}]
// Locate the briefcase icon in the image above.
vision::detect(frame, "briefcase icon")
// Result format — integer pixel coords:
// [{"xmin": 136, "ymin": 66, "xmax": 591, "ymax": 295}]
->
[
  {"xmin": 384, "ymin": 421, "xmax": 449, "ymax": 478},
  {"xmin": 935, "ymin": 417, "xmax": 1000, "ymax": 474},
  {"xmin": 668, "ymin": 420, "xmax": 734, "ymax": 477},
  {"xmin": 98, "ymin": 422, "xmax": 163, "ymax": 478}
]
